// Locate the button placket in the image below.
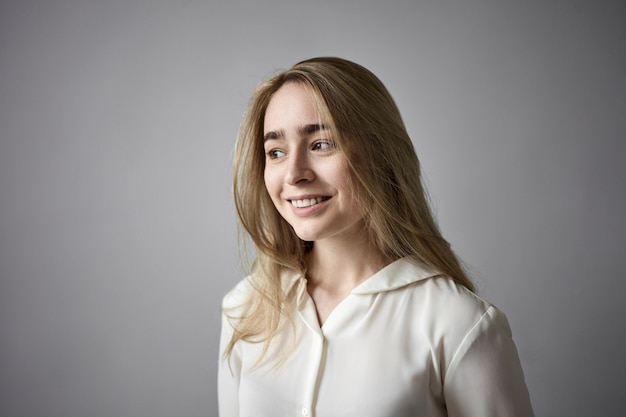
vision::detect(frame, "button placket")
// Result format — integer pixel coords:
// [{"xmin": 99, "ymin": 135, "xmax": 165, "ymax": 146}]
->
[
  {"xmin": 300, "ymin": 332, "xmax": 324, "ymax": 417},
  {"xmin": 296, "ymin": 291, "xmax": 326, "ymax": 417}
]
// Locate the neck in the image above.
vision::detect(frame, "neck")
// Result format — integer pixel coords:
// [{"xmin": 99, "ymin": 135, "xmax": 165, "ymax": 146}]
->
[{"xmin": 305, "ymin": 227, "xmax": 392, "ymax": 294}]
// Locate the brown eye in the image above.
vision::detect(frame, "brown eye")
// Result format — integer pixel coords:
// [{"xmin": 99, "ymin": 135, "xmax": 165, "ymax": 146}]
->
[
  {"xmin": 312, "ymin": 140, "xmax": 335, "ymax": 151},
  {"xmin": 266, "ymin": 149, "xmax": 286, "ymax": 159}
]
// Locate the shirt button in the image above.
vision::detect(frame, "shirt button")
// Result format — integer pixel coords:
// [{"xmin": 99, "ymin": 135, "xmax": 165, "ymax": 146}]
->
[{"xmin": 301, "ymin": 406, "xmax": 310, "ymax": 416}]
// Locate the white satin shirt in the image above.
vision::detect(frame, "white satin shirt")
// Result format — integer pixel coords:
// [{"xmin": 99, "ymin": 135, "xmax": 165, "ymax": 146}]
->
[{"xmin": 218, "ymin": 257, "xmax": 534, "ymax": 417}]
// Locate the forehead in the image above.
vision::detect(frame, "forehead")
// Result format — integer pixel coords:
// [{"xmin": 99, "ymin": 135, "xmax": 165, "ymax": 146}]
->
[{"xmin": 263, "ymin": 82, "xmax": 323, "ymax": 132}]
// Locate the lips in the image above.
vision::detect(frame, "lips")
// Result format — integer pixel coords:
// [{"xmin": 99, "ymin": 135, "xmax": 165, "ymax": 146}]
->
[{"xmin": 289, "ymin": 196, "xmax": 330, "ymax": 208}]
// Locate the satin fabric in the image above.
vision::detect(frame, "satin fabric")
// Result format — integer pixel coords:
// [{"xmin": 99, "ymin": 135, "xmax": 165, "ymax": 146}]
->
[{"xmin": 218, "ymin": 257, "xmax": 534, "ymax": 417}]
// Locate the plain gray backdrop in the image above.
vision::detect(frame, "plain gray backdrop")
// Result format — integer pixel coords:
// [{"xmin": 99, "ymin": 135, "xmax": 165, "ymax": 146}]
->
[{"xmin": 1, "ymin": 0, "xmax": 624, "ymax": 416}]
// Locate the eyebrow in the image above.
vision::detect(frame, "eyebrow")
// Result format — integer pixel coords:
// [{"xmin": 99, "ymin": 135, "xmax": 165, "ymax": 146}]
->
[{"xmin": 263, "ymin": 123, "xmax": 329, "ymax": 142}]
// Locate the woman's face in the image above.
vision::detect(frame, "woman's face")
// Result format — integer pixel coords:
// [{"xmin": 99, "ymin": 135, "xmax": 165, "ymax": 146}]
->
[{"xmin": 263, "ymin": 82, "xmax": 365, "ymax": 243}]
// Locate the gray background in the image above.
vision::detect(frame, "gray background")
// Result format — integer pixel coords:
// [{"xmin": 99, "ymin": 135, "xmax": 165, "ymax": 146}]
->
[{"xmin": 1, "ymin": 0, "xmax": 624, "ymax": 416}]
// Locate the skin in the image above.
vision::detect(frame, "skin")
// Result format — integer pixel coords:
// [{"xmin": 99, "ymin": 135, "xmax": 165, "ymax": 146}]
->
[{"xmin": 263, "ymin": 82, "xmax": 390, "ymax": 325}]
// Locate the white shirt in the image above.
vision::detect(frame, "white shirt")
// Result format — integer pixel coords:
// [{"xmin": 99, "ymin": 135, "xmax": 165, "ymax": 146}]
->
[{"xmin": 218, "ymin": 257, "xmax": 534, "ymax": 417}]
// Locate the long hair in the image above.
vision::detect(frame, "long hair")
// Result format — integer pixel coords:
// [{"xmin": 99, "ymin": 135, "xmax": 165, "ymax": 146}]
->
[{"xmin": 225, "ymin": 57, "xmax": 473, "ymax": 362}]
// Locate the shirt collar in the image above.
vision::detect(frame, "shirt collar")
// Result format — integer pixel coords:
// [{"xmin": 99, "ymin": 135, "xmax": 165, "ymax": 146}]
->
[
  {"xmin": 281, "ymin": 257, "xmax": 441, "ymax": 299},
  {"xmin": 351, "ymin": 257, "xmax": 441, "ymax": 294}
]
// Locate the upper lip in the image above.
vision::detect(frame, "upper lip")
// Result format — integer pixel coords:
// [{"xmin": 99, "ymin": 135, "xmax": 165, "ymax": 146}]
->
[{"xmin": 285, "ymin": 194, "xmax": 330, "ymax": 201}]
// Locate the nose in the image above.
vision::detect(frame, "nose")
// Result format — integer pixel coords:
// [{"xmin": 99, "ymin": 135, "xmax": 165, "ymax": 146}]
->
[{"xmin": 285, "ymin": 149, "xmax": 314, "ymax": 185}]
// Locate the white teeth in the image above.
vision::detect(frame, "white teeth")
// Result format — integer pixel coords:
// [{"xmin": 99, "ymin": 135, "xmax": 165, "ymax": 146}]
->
[{"xmin": 291, "ymin": 197, "xmax": 326, "ymax": 208}]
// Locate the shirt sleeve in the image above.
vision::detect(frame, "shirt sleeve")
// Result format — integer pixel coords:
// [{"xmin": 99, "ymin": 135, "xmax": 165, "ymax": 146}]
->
[
  {"xmin": 443, "ymin": 306, "xmax": 535, "ymax": 417},
  {"xmin": 218, "ymin": 313, "xmax": 241, "ymax": 417}
]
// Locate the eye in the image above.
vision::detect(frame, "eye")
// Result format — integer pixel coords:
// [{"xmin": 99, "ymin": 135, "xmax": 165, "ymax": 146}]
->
[
  {"xmin": 266, "ymin": 148, "xmax": 286, "ymax": 160},
  {"xmin": 312, "ymin": 140, "xmax": 335, "ymax": 152}
]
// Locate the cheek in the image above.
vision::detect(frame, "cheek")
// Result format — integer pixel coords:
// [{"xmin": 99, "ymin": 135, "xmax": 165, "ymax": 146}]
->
[
  {"xmin": 263, "ymin": 168, "xmax": 279, "ymax": 197},
  {"xmin": 336, "ymin": 169, "xmax": 361, "ymax": 209}
]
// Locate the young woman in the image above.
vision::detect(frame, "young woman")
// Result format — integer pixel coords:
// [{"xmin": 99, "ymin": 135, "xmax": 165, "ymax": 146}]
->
[{"xmin": 218, "ymin": 57, "xmax": 534, "ymax": 417}]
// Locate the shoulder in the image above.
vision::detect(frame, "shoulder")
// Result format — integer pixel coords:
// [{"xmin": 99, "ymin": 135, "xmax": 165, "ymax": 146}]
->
[
  {"xmin": 221, "ymin": 267, "xmax": 304, "ymax": 311},
  {"xmin": 383, "ymin": 263, "xmax": 509, "ymax": 348},
  {"xmin": 222, "ymin": 275, "xmax": 254, "ymax": 311},
  {"xmin": 410, "ymin": 275, "xmax": 506, "ymax": 335},
  {"xmin": 368, "ymin": 257, "xmax": 493, "ymax": 324},
  {"xmin": 415, "ymin": 276, "xmax": 492, "ymax": 323},
  {"xmin": 403, "ymin": 276, "xmax": 516, "ymax": 370},
  {"xmin": 355, "ymin": 257, "xmax": 498, "ymax": 336}
]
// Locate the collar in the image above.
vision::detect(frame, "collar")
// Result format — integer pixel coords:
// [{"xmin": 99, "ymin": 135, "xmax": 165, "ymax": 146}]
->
[
  {"xmin": 281, "ymin": 257, "xmax": 442, "ymax": 302},
  {"xmin": 351, "ymin": 257, "xmax": 442, "ymax": 294}
]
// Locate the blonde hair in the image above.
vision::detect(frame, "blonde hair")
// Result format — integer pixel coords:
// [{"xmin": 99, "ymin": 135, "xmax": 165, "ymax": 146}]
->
[{"xmin": 226, "ymin": 57, "xmax": 473, "ymax": 362}]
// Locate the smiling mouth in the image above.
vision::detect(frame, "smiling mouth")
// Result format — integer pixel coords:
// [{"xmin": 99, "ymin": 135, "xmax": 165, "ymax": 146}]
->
[{"xmin": 289, "ymin": 197, "xmax": 330, "ymax": 208}]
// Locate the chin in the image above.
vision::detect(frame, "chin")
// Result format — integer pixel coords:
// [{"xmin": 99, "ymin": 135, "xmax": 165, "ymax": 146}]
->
[
  {"xmin": 292, "ymin": 228, "xmax": 324, "ymax": 242},
  {"xmin": 294, "ymin": 232, "xmax": 318, "ymax": 242}
]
